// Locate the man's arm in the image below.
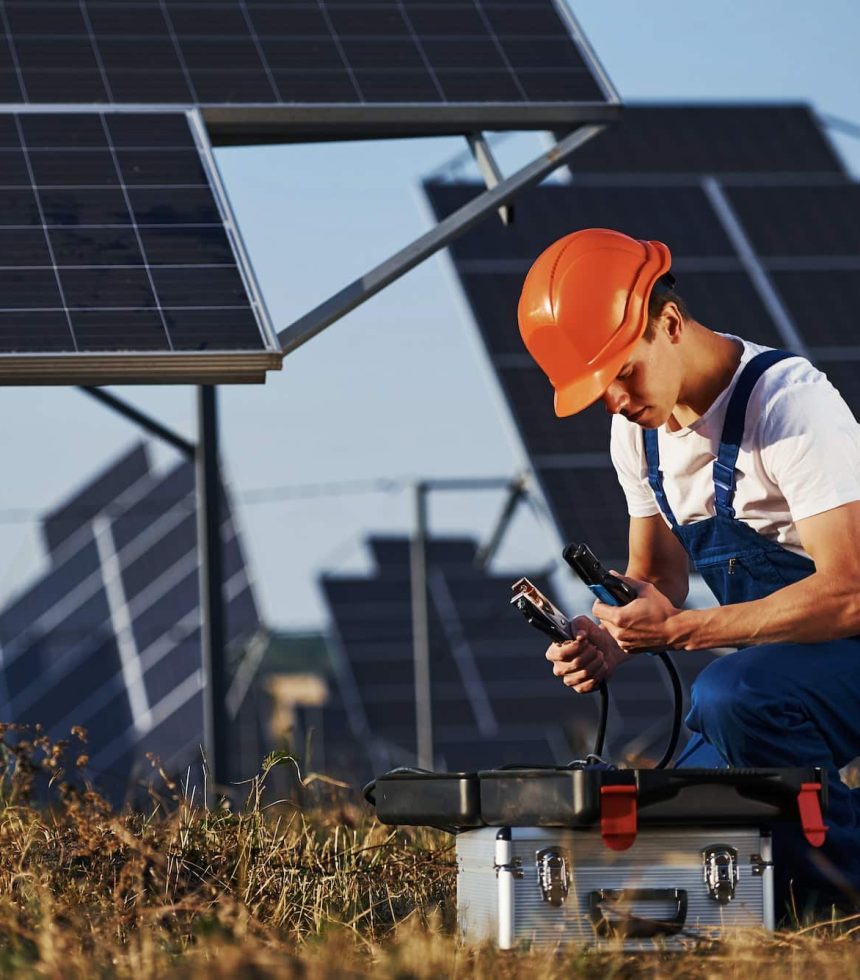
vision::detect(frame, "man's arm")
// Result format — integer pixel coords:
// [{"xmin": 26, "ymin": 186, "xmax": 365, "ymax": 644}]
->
[
  {"xmin": 626, "ymin": 514, "xmax": 690, "ymax": 607},
  {"xmin": 596, "ymin": 500, "xmax": 860, "ymax": 652}
]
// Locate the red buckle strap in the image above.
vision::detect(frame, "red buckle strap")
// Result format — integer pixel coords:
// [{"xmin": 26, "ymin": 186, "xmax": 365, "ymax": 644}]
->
[
  {"xmin": 797, "ymin": 782, "xmax": 827, "ymax": 847},
  {"xmin": 600, "ymin": 784, "xmax": 638, "ymax": 851}
]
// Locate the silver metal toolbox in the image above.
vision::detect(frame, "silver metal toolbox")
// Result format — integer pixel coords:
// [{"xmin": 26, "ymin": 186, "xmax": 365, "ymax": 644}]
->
[{"xmin": 457, "ymin": 825, "xmax": 774, "ymax": 949}]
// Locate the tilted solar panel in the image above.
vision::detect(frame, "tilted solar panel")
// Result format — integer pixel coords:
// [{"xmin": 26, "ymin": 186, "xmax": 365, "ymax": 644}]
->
[
  {"xmin": 0, "ymin": 443, "xmax": 261, "ymax": 800},
  {"xmin": 0, "ymin": 1, "xmax": 618, "ymax": 142},
  {"xmin": 0, "ymin": 108, "xmax": 281, "ymax": 384}
]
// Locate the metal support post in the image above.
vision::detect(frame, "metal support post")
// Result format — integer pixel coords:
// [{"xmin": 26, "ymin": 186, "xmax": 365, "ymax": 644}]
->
[
  {"xmin": 410, "ymin": 481, "xmax": 433, "ymax": 770},
  {"xmin": 196, "ymin": 385, "xmax": 229, "ymax": 796},
  {"xmin": 278, "ymin": 125, "xmax": 605, "ymax": 355},
  {"xmin": 466, "ymin": 133, "xmax": 513, "ymax": 226}
]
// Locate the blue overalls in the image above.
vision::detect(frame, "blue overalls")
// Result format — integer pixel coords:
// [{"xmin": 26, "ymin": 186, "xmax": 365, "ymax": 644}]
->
[{"xmin": 643, "ymin": 349, "xmax": 860, "ymax": 912}]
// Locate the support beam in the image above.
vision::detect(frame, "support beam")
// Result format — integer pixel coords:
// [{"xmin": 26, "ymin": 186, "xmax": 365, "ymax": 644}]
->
[
  {"xmin": 196, "ymin": 385, "xmax": 229, "ymax": 797},
  {"xmin": 467, "ymin": 132, "xmax": 513, "ymax": 226},
  {"xmin": 81, "ymin": 386, "xmax": 195, "ymax": 459},
  {"xmin": 410, "ymin": 482, "xmax": 433, "ymax": 770},
  {"xmin": 278, "ymin": 125, "xmax": 605, "ymax": 355}
]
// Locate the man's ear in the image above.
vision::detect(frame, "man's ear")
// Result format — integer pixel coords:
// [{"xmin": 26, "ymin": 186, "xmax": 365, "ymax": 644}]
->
[{"xmin": 661, "ymin": 301, "xmax": 684, "ymax": 343}]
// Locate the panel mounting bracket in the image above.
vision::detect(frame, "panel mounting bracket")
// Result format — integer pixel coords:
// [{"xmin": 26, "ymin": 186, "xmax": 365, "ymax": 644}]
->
[
  {"xmin": 278, "ymin": 124, "xmax": 605, "ymax": 356},
  {"xmin": 467, "ymin": 132, "xmax": 513, "ymax": 226}
]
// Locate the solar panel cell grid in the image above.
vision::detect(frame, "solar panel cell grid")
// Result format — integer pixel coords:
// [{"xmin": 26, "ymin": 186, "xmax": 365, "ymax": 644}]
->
[
  {"xmin": 0, "ymin": 110, "xmax": 276, "ymax": 369},
  {"xmin": 726, "ymin": 184, "xmax": 860, "ymax": 257},
  {"xmin": 0, "ymin": 0, "xmax": 613, "ymax": 124}
]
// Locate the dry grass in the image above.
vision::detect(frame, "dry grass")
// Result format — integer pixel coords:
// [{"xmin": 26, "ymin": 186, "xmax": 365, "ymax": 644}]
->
[{"xmin": 0, "ymin": 726, "xmax": 858, "ymax": 979}]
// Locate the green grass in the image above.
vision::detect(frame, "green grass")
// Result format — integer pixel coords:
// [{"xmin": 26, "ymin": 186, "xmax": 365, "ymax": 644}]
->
[{"xmin": 0, "ymin": 726, "xmax": 858, "ymax": 978}]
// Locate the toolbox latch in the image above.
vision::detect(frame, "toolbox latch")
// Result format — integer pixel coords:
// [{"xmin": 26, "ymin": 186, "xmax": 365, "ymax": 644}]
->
[
  {"xmin": 600, "ymin": 784, "xmax": 638, "ymax": 851},
  {"xmin": 703, "ymin": 845, "xmax": 738, "ymax": 904},
  {"xmin": 536, "ymin": 847, "xmax": 569, "ymax": 906},
  {"xmin": 797, "ymin": 782, "xmax": 827, "ymax": 847}
]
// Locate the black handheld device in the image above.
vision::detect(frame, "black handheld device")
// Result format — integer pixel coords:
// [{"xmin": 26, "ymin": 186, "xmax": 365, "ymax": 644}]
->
[{"xmin": 563, "ymin": 542, "xmax": 637, "ymax": 607}]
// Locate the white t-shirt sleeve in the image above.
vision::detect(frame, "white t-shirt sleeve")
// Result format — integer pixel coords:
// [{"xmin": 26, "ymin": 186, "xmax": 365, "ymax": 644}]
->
[
  {"xmin": 759, "ymin": 379, "xmax": 860, "ymax": 522},
  {"xmin": 609, "ymin": 415, "xmax": 661, "ymax": 518}
]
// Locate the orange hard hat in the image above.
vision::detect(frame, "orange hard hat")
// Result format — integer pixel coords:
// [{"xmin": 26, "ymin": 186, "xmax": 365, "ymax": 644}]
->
[{"xmin": 517, "ymin": 228, "xmax": 672, "ymax": 417}]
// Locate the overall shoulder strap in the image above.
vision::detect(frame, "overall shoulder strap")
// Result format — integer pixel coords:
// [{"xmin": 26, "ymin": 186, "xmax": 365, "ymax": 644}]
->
[
  {"xmin": 643, "ymin": 427, "xmax": 679, "ymax": 529},
  {"xmin": 713, "ymin": 348, "xmax": 798, "ymax": 518}
]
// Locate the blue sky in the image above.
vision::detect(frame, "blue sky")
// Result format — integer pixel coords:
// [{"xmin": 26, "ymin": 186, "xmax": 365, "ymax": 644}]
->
[{"xmin": 0, "ymin": 0, "xmax": 858, "ymax": 631}]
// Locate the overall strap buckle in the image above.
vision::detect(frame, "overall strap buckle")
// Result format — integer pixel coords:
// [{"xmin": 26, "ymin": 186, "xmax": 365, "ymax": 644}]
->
[{"xmin": 712, "ymin": 459, "xmax": 737, "ymax": 518}]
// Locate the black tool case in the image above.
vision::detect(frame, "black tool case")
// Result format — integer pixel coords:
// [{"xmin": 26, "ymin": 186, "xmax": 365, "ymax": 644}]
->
[
  {"xmin": 478, "ymin": 767, "xmax": 828, "ymax": 827},
  {"xmin": 370, "ymin": 766, "xmax": 826, "ymax": 831}
]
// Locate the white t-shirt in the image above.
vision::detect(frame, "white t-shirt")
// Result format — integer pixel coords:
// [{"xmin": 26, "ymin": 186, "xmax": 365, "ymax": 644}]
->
[{"xmin": 610, "ymin": 335, "xmax": 860, "ymax": 559}]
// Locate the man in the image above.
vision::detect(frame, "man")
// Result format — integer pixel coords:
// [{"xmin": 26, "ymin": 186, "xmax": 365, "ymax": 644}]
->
[{"xmin": 517, "ymin": 227, "xmax": 860, "ymax": 914}]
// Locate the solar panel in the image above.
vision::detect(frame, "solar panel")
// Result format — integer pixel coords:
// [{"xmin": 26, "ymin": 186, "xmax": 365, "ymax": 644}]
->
[
  {"xmin": 0, "ymin": 443, "xmax": 261, "ymax": 800},
  {"xmin": 0, "ymin": 108, "xmax": 280, "ymax": 384},
  {"xmin": 0, "ymin": 1, "xmax": 618, "ymax": 142}
]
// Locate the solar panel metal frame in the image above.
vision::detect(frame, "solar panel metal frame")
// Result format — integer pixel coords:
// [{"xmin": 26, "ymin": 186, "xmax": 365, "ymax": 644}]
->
[{"xmin": 0, "ymin": 104, "xmax": 283, "ymax": 385}]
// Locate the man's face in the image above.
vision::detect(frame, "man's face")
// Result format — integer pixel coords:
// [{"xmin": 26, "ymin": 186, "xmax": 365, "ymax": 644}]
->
[{"xmin": 599, "ymin": 324, "xmax": 682, "ymax": 428}]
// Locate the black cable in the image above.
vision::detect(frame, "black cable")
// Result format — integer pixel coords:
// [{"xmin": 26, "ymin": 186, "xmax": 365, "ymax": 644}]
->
[
  {"xmin": 593, "ymin": 681, "xmax": 609, "ymax": 758},
  {"xmin": 653, "ymin": 652, "xmax": 683, "ymax": 769},
  {"xmin": 586, "ymin": 656, "xmax": 680, "ymax": 769}
]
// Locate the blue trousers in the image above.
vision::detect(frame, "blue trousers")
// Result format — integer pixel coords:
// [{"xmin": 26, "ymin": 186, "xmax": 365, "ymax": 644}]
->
[{"xmin": 675, "ymin": 639, "xmax": 860, "ymax": 914}]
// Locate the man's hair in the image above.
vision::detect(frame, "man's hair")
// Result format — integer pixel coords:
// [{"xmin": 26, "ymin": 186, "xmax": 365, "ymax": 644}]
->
[{"xmin": 643, "ymin": 274, "xmax": 690, "ymax": 341}]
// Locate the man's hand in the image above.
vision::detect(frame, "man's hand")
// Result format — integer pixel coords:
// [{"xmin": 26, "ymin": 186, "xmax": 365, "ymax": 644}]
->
[
  {"xmin": 545, "ymin": 615, "xmax": 629, "ymax": 694},
  {"xmin": 592, "ymin": 572, "xmax": 682, "ymax": 653}
]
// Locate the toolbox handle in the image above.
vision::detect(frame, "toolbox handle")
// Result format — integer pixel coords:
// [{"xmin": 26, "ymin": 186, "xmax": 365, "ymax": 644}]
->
[{"xmin": 588, "ymin": 888, "xmax": 688, "ymax": 938}]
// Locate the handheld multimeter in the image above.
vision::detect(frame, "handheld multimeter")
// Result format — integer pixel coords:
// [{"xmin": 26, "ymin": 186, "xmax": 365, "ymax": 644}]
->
[{"xmin": 562, "ymin": 543, "xmax": 637, "ymax": 607}]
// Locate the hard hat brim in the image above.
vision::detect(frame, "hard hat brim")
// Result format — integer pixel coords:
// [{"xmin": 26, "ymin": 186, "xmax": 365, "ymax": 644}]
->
[{"xmin": 553, "ymin": 340, "xmax": 634, "ymax": 418}]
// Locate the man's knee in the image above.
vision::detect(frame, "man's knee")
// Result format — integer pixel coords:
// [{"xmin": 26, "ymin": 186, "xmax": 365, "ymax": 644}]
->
[{"xmin": 689, "ymin": 646, "xmax": 788, "ymax": 729}]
